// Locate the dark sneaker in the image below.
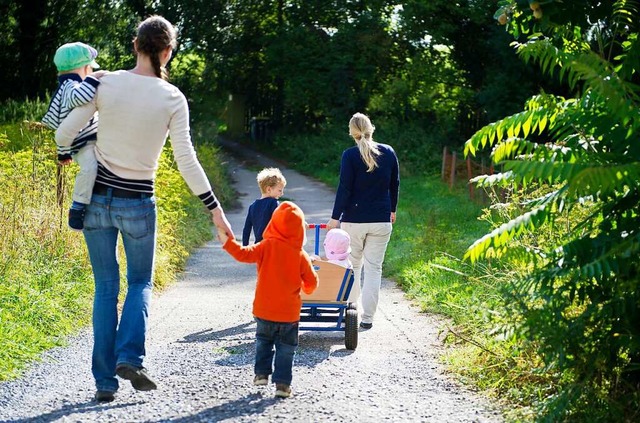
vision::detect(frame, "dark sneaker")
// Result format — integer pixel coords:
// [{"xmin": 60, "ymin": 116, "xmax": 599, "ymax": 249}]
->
[
  {"xmin": 94, "ymin": 390, "xmax": 115, "ymax": 402},
  {"xmin": 275, "ymin": 383, "xmax": 292, "ymax": 398},
  {"xmin": 68, "ymin": 208, "xmax": 85, "ymax": 231},
  {"xmin": 115, "ymin": 363, "xmax": 157, "ymax": 391},
  {"xmin": 359, "ymin": 322, "xmax": 373, "ymax": 330},
  {"xmin": 253, "ymin": 374, "xmax": 269, "ymax": 386}
]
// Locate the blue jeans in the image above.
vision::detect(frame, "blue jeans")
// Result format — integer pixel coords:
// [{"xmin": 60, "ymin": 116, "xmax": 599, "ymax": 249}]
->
[
  {"xmin": 83, "ymin": 190, "xmax": 156, "ymax": 392},
  {"xmin": 254, "ymin": 317, "xmax": 299, "ymax": 385}
]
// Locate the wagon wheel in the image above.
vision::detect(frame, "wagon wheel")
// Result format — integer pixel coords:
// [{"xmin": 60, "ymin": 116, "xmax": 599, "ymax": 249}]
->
[{"xmin": 345, "ymin": 308, "xmax": 358, "ymax": 350}]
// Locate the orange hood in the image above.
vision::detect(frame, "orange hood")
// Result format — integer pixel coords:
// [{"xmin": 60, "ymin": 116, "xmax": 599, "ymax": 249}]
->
[{"xmin": 263, "ymin": 201, "xmax": 305, "ymax": 249}]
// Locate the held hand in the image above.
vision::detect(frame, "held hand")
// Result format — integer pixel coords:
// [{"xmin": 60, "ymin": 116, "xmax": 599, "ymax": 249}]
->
[
  {"xmin": 391, "ymin": 212, "xmax": 396, "ymax": 224},
  {"xmin": 211, "ymin": 207, "xmax": 234, "ymax": 239},
  {"xmin": 58, "ymin": 159, "xmax": 72, "ymax": 166},
  {"xmin": 217, "ymin": 227, "xmax": 229, "ymax": 244},
  {"xmin": 326, "ymin": 218, "xmax": 340, "ymax": 230}
]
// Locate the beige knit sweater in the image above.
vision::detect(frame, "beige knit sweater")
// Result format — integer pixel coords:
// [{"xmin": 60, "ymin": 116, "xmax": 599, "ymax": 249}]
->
[{"xmin": 56, "ymin": 70, "xmax": 214, "ymax": 200}]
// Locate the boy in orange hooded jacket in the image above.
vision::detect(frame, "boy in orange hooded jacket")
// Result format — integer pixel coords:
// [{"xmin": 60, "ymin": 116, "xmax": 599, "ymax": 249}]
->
[{"xmin": 217, "ymin": 201, "xmax": 318, "ymax": 398}]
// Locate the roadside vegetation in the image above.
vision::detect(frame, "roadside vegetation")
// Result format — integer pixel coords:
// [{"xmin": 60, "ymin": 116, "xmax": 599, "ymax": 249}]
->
[
  {"xmin": 0, "ymin": 100, "xmax": 232, "ymax": 380},
  {"xmin": 2, "ymin": 0, "xmax": 638, "ymax": 421}
]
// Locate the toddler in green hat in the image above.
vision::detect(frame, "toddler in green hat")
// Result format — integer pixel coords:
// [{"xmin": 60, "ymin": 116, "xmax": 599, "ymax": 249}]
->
[{"xmin": 42, "ymin": 42, "xmax": 106, "ymax": 231}]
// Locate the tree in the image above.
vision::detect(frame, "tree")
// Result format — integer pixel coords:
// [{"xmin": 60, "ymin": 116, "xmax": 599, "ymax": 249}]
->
[
  {"xmin": 465, "ymin": 0, "xmax": 640, "ymax": 419},
  {"xmin": 0, "ymin": 0, "xmax": 141, "ymax": 101}
]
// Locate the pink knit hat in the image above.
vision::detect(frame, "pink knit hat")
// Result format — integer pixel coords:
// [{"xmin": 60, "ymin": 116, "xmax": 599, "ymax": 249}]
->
[{"xmin": 323, "ymin": 229, "xmax": 351, "ymax": 261}]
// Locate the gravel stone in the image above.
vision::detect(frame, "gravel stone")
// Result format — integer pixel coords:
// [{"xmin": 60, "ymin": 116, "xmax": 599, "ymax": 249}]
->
[{"xmin": 0, "ymin": 148, "xmax": 504, "ymax": 422}]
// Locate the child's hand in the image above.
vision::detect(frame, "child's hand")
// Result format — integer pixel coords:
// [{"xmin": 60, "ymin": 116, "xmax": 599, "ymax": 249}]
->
[
  {"xmin": 309, "ymin": 254, "xmax": 321, "ymax": 262},
  {"xmin": 217, "ymin": 227, "xmax": 229, "ymax": 244},
  {"xmin": 58, "ymin": 158, "xmax": 72, "ymax": 166},
  {"xmin": 90, "ymin": 70, "xmax": 108, "ymax": 79}
]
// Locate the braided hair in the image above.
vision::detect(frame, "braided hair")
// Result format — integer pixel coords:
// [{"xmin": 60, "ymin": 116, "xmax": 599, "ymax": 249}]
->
[{"xmin": 135, "ymin": 16, "xmax": 177, "ymax": 80}]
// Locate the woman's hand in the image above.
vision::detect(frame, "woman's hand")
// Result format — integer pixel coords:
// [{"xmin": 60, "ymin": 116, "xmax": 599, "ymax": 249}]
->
[
  {"xmin": 211, "ymin": 207, "xmax": 234, "ymax": 239},
  {"xmin": 326, "ymin": 218, "xmax": 340, "ymax": 230},
  {"xmin": 217, "ymin": 227, "xmax": 229, "ymax": 244},
  {"xmin": 391, "ymin": 212, "xmax": 396, "ymax": 224}
]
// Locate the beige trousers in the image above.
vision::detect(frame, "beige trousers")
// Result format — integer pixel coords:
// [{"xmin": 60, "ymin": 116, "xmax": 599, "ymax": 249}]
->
[{"xmin": 341, "ymin": 222, "xmax": 392, "ymax": 324}]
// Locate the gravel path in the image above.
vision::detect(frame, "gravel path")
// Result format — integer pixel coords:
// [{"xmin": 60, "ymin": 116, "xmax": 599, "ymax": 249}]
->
[{"xmin": 0, "ymin": 145, "xmax": 504, "ymax": 422}]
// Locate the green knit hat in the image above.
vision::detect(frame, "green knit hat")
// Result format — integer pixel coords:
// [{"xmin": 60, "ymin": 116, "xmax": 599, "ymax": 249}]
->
[{"xmin": 54, "ymin": 42, "xmax": 100, "ymax": 72}]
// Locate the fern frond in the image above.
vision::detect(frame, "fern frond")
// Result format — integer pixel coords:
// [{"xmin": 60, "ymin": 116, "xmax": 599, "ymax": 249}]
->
[
  {"xmin": 464, "ymin": 205, "xmax": 551, "ymax": 263},
  {"xmin": 518, "ymin": 39, "xmax": 640, "ymax": 120},
  {"xmin": 562, "ymin": 230, "xmax": 640, "ymax": 283},
  {"xmin": 465, "ymin": 107, "xmax": 560, "ymax": 157},
  {"xmin": 502, "ymin": 160, "xmax": 588, "ymax": 184},
  {"xmin": 573, "ymin": 60, "xmax": 639, "ymax": 123},
  {"xmin": 471, "ymin": 171, "xmax": 515, "ymax": 188},
  {"xmin": 616, "ymin": 32, "xmax": 640, "ymax": 81},
  {"xmin": 521, "ymin": 187, "xmax": 566, "ymax": 209},
  {"xmin": 613, "ymin": 0, "xmax": 640, "ymax": 27},
  {"xmin": 492, "ymin": 138, "xmax": 538, "ymax": 162},
  {"xmin": 516, "ymin": 39, "xmax": 586, "ymax": 89},
  {"xmin": 567, "ymin": 162, "xmax": 640, "ymax": 198}
]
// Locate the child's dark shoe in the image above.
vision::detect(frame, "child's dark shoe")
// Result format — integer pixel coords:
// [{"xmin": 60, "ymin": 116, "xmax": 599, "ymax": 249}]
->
[
  {"xmin": 68, "ymin": 208, "xmax": 85, "ymax": 231},
  {"xmin": 253, "ymin": 374, "xmax": 269, "ymax": 386},
  {"xmin": 94, "ymin": 390, "xmax": 115, "ymax": 402},
  {"xmin": 275, "ymin": 383, "xmax": 292, "ymax": 398}
]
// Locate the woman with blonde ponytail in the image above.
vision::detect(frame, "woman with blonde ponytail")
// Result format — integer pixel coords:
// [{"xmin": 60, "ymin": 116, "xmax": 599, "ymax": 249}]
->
[
  {"xmin": 327, "ymin": 113, "xmax": 400, "ymax": 330},
  {"xmin": 57, "ymin": 15, "xmax": 232, "ymax": 402}
]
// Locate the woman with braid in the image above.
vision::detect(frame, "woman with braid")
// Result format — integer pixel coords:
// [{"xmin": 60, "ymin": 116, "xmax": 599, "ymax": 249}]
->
[
  {"xmin": 56, "ymin": 16, "xmax": 233, "ymax": 403},
  {"xmin": 327, "ymin": 113, "xmax": 400, "ymax": 331}
]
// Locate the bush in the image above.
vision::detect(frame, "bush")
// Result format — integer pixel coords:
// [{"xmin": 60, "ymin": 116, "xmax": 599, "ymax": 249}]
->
[
  {"xmin": 0, "ymin": 121, "xmax": 230, "ymax": 380},
  {"xmin": 0, "ymin": 98, "xmax": 50, "ymax": 125}
]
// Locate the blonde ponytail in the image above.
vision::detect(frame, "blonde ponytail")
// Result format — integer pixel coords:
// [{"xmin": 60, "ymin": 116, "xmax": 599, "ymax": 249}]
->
[{"xmin": 349, "ymin": 113, "xmax": 380, "ymax": 172}]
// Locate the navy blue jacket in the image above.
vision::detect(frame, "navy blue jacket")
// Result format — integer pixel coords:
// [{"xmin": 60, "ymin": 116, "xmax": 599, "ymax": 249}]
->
[
  {"xmin": 331, "ymin": 143, "xmax": 399, "ymax": 223},
  {"xmin": 242, "ymin": 197, "xmax": 278, "ymax": 245}
]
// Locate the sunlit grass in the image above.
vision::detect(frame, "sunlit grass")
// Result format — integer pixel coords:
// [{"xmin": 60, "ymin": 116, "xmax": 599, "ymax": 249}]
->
[{"xmin": 0, "ymin": 104, "xmax": 232, "ymax": 380}]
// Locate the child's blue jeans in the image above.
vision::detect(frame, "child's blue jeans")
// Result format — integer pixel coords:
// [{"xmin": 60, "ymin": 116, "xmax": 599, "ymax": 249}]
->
[{"xmin": 254, "ymin": 317, "xmax": 299, "ymax": 385}]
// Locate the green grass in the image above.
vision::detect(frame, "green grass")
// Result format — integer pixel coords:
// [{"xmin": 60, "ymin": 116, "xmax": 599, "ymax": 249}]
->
[{"xmin": 0, "ymin": 103, "xmax": 233, "ymax": 381}]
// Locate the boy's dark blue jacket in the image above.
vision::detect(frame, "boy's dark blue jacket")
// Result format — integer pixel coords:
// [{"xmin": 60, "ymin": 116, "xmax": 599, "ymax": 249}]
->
[
  {"xmin": 331, "ymin": 143, "xmax": 399, "ymax": 223},
  {"xmin": 243, "ymin": 197, "xmax": 278, "ymax": 245}
]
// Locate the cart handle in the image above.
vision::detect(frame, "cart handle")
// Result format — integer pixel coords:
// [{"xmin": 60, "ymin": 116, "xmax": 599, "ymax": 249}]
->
[{"xmin": 307, "ymin": 223, "xmax": 328, "ymax": 255}]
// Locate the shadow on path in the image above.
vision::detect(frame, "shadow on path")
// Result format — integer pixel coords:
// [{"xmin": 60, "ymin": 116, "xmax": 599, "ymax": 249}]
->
[
  {"xmin": 177, "ymin": 321, "xmax": 255, "ymax": 344},
  {"xmin": 152, "ymin": 393, "xmax": 278, "ymax": 423},
  {"xmin": 0, "ymin": 399, "xmax": 145, "ymax": 423}
]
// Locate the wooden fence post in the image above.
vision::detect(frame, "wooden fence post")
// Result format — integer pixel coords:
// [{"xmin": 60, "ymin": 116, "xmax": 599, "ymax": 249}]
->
[
  {"xmin": 449, "ymin": 151, "xmax": 456, "ymax": 189},
  {"xmin": 441, "ymin": 146, "xmax": 448, "ymax": 181}
]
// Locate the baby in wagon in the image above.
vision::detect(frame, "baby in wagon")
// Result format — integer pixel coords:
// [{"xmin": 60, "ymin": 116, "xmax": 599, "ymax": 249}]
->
[{"xmin": 311, "ymin": 228, "xmax": 353, "ymax": 269}]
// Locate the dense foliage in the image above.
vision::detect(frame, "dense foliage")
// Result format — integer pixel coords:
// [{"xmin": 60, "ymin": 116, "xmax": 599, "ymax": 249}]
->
[
  {"xmin": 2, "ymin": 0, "xmax": 547, "ymax": 150},
  {"xmin": 466, "ymin": 0, "xmax": 640, "ymax": 419}
]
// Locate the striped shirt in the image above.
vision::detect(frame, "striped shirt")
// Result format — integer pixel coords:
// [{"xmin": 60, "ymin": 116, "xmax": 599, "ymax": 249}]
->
[
  {"xmin": 94, "ymin": 163, "xmax": 218, "ymax": 210},
  {"xmin": 42, "ymin": 74, "xmax": 100, "ymax": 159}
]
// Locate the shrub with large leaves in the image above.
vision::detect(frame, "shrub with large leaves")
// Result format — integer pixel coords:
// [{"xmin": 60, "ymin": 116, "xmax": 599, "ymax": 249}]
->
[{"xmin": 466, "ymin": 0, "xmax": 640, "ymax": 419}]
